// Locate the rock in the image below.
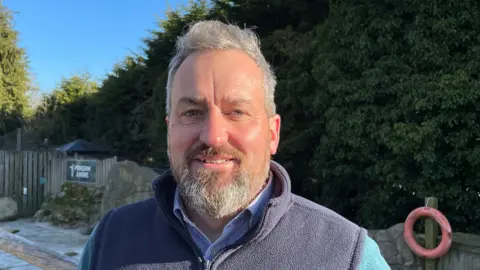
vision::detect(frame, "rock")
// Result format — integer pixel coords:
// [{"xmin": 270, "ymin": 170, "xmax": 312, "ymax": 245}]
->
[
  {"xmin": 33, "ymin": 209, "xmax": 46, "ymax": 220},
  {"xmin": 100, "ymin": 160, "xmax": 158, "ymax": 219},
  {"xmin": 74, "ymin": 208, "xmax": 88, "ymax": 220},
  {"xmin": 0, "ymin": 197, "xmax": 18, "ymax": 221},
  {"xmin": 64, "ymin": 251, "xmax": 78, "ymax": 257},
  {"xmin": 52, "ymin": 210, "xmax": 68, "ymax": 223},
  {"xmin": 368, "ymin": 223, "xmax": 423, "ymax": 270},
  {"xmin": 37, "ymin": 181, "xmax": 104, "ymax": 227}
]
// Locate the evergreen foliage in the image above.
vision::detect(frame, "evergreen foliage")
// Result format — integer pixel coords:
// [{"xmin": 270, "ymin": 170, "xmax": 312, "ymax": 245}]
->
[{"xmin": 18, "ymin": 0, "xmax": 480, "ymax": 232}]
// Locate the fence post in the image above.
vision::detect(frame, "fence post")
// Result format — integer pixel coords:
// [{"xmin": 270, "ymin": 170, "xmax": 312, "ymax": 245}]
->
[{"xmin": 425, "ymin": 197, "xmax": 438, "ymax": 270}]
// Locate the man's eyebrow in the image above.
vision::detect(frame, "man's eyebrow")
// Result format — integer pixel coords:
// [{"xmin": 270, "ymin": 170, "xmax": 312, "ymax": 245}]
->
[
  {"xmin": 177, "ymin": 97, "xmax": 206, "ymax": 106},
  {"xmin": 224, "ymin": 97, "xmax": 252, "ymax": 105},
  {"xmin": 177, "ymin": 96, "xmax": 252, "ymax": 106}
]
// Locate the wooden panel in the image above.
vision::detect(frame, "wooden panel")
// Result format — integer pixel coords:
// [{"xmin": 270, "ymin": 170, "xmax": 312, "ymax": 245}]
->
[
  {"xmin": 104, "ymin": 159, "xmax": 108, "ymax": 185},
  {"xmin": 26, "ymin": 152, "xmax": 31, "ymax": 214},
  {"xmin": 38, "ymin": 152, "xmax": 44, "ymax": 208},
  {"xmin": 20, "ymin": 152, "xmax": 25, "ymax": 212},
  {"xmin": 22, "ymin": 152, "xmax": 28, "ymax": 213},
  {"xmin": 25, "ymin": 152, "xmax": 30, "ymax": 214},
  {"xmin": 23, "ymin": 152, "xmax": 28, "ymax": 213},
  {"xmin": 4, "ymin": 152, "xmax": 10, "ymax": 198},
  {"xmin": 14, "ymin": 152, "xmax": 21, "ymax": 209},
  {"xmin": 98, "ymin": 159, "xmax": 104, "ymax": 187},
  {"xmin": 62, "ymin": 152, "xmax": 67, "ymax": 189},
  {"xmin": 37, "ymin": 152, "xmax": 42, "ymax": 207},
  {"xmin": 32, "ymin": 151, "xmax": 38, "ymax": 214},
  {"xmin": 51, "ymin": 153, "xmax": 57, "ymax": 194},
  {"xmin": 104, "ymin": 159, "xmax": 107, "ymax": 186},
  {"xmin": 55, "ymin": 152, "xmax": 64, "ymax": 194},
  {"xmin": 97, "ymin": 159, "xmax": 101, "ymax": 187},
  {"xmin": 8, "ymin": 152, "xmax": 14, "ymax": 198},
  {"xmin": 15, "ymin": 153, "xmax": 19, "ymax": 199},
  {"xmin": 46, "ymin": 152, "xmax": 52, "ymax": 197},
  {"xmin": 95, "ymin": 156, "xmax": 117, "ymax": 187},
  {"xmin": 5, "ymin": 152, "xmax": 9, "ymax": 198},
  {"xmin": 51, "ymin": 152, "xmax": 56, "ymax": 194},
  {"xmin": 48, "ymin": 152, "xmax": 53, "ymax": 197},
  {"xmin": 0, "ymin": 151, "xmax": 4, "ymax": 197},
  {"xmin": 42, "ymin": 152, "xmax": 47, "ymax": 198},
  {"xmin": 9, "ymin": 152, "xmax": 14, "ymax": 198},
  {"xmin": 58, "ymin": 152, "xmax": 63, "ymax": 192}
]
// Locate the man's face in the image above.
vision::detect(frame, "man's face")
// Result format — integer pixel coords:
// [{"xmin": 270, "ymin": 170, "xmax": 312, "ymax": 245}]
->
[{"xmin": 166, "ymin": 49, "xmax": 281, "ymax": 219}]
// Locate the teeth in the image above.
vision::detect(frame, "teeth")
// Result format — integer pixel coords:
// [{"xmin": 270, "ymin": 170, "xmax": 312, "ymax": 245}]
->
[{"xmin": 203, "ymin": 159, "xmax": 228, "ymax": 164}]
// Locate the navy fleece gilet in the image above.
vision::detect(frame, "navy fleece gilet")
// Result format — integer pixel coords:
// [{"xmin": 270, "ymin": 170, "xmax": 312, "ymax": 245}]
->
[{"xmin": 88, "ymin": 161, "xmax": 367, "ymax": 270}]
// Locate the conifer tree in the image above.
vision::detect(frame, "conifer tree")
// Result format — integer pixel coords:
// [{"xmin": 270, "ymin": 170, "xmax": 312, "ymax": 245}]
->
[{"xmin": 0, "ymin": 5, "xmax": 30, "ymax": 134}]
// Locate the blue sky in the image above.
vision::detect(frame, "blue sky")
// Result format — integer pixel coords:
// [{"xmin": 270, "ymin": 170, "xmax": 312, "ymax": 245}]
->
[{"xmin": 3, "ymin": 0, "xmax": 190, "ymax": 93}]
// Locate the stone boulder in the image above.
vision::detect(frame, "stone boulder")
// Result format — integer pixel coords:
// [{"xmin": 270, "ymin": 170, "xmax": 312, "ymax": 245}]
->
[
  {"xmin": 0, "ymin": 197, "xmax": 18, "ymax": 221},
  {"xmin": 32, "ymin": 182, "xmax": 104, "ymax": 228},
  {"xmin": 368, "ymin": 223, "xmax": 423, "ymax": 270},
  {"xmin": 100, "ymin": 160, "xmax": 159, "ymax": 218}
]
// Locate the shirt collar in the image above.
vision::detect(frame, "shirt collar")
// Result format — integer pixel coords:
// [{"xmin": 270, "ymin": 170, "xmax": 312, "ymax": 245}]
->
[{"xmin": 173, "ymin": 173, "xmax": 274, "ymax": 225}]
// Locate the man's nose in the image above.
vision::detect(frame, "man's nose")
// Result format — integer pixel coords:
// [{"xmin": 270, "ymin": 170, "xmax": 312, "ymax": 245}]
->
[{"xmin": 199, "ymin": 110, "xmax": 228, "ymax": 147}]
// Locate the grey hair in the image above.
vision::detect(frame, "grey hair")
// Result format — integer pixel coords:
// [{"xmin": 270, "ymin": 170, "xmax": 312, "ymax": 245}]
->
[{"xmin": 165, "ymin": 20, "xmax": 277, "ymax": 116}]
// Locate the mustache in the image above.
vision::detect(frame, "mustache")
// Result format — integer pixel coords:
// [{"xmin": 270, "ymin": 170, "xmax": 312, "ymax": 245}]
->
[{"xmin": 185, "ymin": 144, "xmax": 243, "ymax": 161}]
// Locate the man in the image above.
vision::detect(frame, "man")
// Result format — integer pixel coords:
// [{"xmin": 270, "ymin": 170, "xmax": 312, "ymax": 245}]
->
[{"xmin": 79, "ymin": 20, "xmax": 390, "ymax": 270}]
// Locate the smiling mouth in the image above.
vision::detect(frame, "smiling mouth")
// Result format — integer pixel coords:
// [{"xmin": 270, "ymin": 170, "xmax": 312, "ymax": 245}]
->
[{"xmin": 197, "ymin": 158, "xmax": 235, "ymax": 164}]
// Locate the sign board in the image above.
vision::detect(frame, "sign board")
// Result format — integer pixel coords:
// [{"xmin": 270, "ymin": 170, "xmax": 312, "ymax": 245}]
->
[{"xmin": 66, "ymin": 159, "xmax": 97, "ymax": 184}]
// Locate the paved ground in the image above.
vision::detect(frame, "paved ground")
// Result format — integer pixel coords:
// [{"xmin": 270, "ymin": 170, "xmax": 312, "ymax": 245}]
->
[{"xmin": 0, "ymin": 219, "xmax": 89, "ymax": 270}]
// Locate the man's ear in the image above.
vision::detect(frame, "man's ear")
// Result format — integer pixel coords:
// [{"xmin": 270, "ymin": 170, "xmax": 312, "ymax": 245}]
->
[{"xmin": 269, "ymin": 114, "xmax": 281, "ymax": 155}]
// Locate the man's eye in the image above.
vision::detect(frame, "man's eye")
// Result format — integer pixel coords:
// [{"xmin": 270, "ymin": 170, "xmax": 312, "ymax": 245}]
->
[
  {"xmin": 230, "ymin": 110, "xmax": 245, "ymax": 116},
  {"xmin": 183, "ymin": 110, "xmax": 202, "ymax": 117}
]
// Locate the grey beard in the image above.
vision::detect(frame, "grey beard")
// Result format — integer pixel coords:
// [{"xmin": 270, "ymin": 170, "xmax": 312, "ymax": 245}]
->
[{"xmin": 177, "ymin": 168, "xmax": 251, "ymax": 219}]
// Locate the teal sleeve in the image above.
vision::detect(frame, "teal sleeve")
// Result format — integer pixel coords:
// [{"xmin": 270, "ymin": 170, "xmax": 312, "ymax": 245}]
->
[
  {"xmin": 78, "ymin": 226, "xmax": 98, "ymax": 270},
  {"xmin": 359, "ymin": 235, "xmax": 391, "ymax": 270}
]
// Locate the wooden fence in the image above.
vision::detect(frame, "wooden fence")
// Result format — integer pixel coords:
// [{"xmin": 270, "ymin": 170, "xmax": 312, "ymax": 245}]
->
[{"xmin": 0, "ymin": 150, "xmax": 117, "ymax": 216}]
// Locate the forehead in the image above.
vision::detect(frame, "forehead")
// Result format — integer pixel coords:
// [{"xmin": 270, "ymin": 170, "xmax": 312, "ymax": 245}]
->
[{"xmin": 171, "ymin": 49, "xmax": 264, "ymax": 105}]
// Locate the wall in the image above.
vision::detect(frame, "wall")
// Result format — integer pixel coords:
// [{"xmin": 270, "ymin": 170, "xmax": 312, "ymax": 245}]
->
[{"xmin": 368, "ymin": 223, "xmax": 480, "ymax": 270}]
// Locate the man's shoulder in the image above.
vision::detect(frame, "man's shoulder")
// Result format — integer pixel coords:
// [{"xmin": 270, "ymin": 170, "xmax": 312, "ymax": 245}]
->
[
  {"xmin": 114, "ymin": 196, "xmax": 158, "ymax": 212},
  {"xmin": 93, "ymin": 197, "xmax": 167, "ymax": 245},
  {"xmin": 289, "ymin": 194, "xmax": 364, "ymax": 233},
  {"xmin": 104, "ymin": 197, "xmax": 159, "ymax": 223},
  {"xmin": 280, "ymin": 194, "xmax": 369, "ymax": 268}
]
